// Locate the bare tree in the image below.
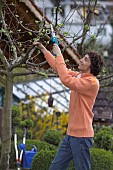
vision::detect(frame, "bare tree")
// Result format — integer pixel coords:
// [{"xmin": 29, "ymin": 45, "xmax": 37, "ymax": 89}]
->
[
  {"xmin": 0, "ymin": 0, "xmax": 113, "ymax": 169},
  {"xmin": 0, "ymin": 1, "xmax": 52, "ymax": 169}
]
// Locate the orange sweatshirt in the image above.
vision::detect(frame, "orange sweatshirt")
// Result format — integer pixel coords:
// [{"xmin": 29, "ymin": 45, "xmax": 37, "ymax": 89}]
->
[{"xmin": 44, "ymin": 51, "xmax": 99, "ymax": 137}]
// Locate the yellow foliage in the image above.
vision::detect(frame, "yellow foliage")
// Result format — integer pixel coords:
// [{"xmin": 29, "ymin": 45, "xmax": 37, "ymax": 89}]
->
[{"xmin": 19, "ymin": 94, "xmax": 69, "ymax": 140}]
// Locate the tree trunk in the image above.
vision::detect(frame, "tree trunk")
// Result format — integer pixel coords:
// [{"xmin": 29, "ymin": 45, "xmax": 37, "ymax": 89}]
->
[{"xmin": 0, "ymin": 73, "xmax": 13, "ymax": 170}]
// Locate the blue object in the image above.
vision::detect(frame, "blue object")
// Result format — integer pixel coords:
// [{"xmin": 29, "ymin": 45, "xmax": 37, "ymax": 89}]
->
[
  {"xmin": 18, "ymin": 143, "xmax": 26, "ymax": 150},
  {"xmin": 52, "ymin": 37, "xmax": 58, "ymax": 45},
  {"xmin": 51, "ymin": 24, "xmax": 58, "ymax": 45},
  {"xmin": 22, "ymin": 145, "xmax": 38, "ymax": 169}
]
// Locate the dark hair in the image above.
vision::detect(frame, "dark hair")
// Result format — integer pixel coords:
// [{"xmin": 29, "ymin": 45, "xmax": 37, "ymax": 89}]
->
[{"xmin": 86, "ymin": 51, "xmax": 104, "ymax": 76}]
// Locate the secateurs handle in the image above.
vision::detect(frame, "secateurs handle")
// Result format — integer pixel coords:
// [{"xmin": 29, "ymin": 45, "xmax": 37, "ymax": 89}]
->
[{"xmin": 50, "ymin": 24, "xmax": 58, "ymax": 45}]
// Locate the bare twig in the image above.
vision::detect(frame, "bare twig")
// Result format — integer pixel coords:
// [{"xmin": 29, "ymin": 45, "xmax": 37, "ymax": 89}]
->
[
  {"xmin": 13, "ymin": 70, "xmax": 57, "ymax": 78},
  {"xmin": 26, "ymin": 60, "xmax": 47, "ymax": 67},
  {"xmin": 6, "ymin": 4, "xmax": 39, "ymax": 34},
  {"xmin": 99, "ymin": 74, "xmax": 113, "ymax": 81},
  {"xmin": 78, "ymin": 0, "xmax": 98, "ymax": 54},
  {"xmin": 2, "ymin": 12, "xmax": 17, "ymax": 60}
]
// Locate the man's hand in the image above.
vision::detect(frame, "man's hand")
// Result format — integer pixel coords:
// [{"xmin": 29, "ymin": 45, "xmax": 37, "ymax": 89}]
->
[
  {"xmin": 33, "ymin": 42, "xmax": 48, "ymax": 54},
  {"xmin": 52, "ymin": 44, "xmax": 62, "ymax": 56}
]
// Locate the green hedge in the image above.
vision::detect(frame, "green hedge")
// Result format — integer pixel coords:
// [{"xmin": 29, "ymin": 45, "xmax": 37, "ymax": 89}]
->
[
  {"xmin": 94, "ymin": 126, "xmax": 113, "ymax": 150},
  {"xmin": 31, "ymin": 147, "xmax": 113, "ymax": 170},
  {"xmin": 26, "ymin": 139, "xmax": 57, "ymax": 151},
  {"xmin": 31, "ymin": 150, "xmax": 74, "ymax": 170},
  {"xmin": 43, "ymin": 129, "xmax": 63, "ymax": 146},
  {"xmin": 31, "ymin": 150, "xmax": 75, "ymax": 170},
  {"xmin": 91, "ymin": 148, "xmax": 113, "ymax": 170},
  {"xmin": 1, "ymin": 138, "xmax": 113, "ymax": 170},
  {"xmin": 31, "ymin": 150, "xmax": 57, "ymax": 170}
]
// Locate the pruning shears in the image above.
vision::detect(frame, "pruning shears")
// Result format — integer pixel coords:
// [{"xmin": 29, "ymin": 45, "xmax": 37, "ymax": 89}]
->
[
  {"xmin": 50, "ymin": 24, "xmax": 58, "ymax": 45},
  {"xmin": 14, "ymin": 127, "xmax": 26, "ymax": 170}
]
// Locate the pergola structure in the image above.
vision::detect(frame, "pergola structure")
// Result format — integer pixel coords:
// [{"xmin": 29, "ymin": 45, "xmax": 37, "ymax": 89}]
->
[{"xmin": 13, "ymin": 77, "xmax": 70, "ymax": 112}]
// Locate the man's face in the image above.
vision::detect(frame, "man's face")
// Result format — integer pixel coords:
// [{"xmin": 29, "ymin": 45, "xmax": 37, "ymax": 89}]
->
[{"xmin": 78, "ymin": 54, "xmax": 91, "ymax": 73}]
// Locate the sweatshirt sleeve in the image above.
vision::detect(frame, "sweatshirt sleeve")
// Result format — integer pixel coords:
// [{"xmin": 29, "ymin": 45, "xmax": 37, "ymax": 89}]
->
[
  {"xmin": 44, "ymin": 51, "xmax": 57, "ymax": 72},
  {"xmin": 55, "ymin": 55, "xmax": 99, "ymax": 94},
  {"xmin": 44, "ymin": 51, "xmax": 78, "ymax": 77}
]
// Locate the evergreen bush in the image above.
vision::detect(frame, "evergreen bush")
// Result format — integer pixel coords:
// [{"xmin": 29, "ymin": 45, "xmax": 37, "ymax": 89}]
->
[
  {"xmin": 12, "ymin": 105, "xmax": 21, "ymax": 127},
  {"xmin": 43, "ymin": 129, "xmax": 63, "ymax": 146},
  {"xmin": 31, "ymin": 149, "xmax": 57, "ymax": 170},
  {"xmin": 91, "ymin": 148, "xmax": 113, "ymax": 170},
  {"xmin": 12, "ymin": 105, "xmax": 34, "ymax": 140},
  {"xmin": 94, "ymin": 126, "xmax": 113, "ymax": 150},
  {"xmin": 26, "ymin": 139, "xmax": 57, "ymax": 151},
  {"xmin": 31, "ymin": 148, "xmax": 113, "ymax": 170}
]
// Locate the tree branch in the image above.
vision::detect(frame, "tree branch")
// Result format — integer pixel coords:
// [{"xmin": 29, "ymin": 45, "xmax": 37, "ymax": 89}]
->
[
  {"xmin": 10, "ymin": 45, "xmax": 36, "ymax": 70},
  {"xmin": 13, "ymin": 70, "xmax": 57, "ymax": 78},
  {"xmin": 26, "ymin": 60, "xmax": 47, "ymax": 67},
  {"xmin": 6, "ymin": 4, "xmax": 40, "ymax": 34},
  {"xmin": 87, "ymin": 15, "xmax": 111, "ymax": 48},
  {"xmin": 99, "ymin": 73, "xmax": 113, "ymax": 81},
  {"xmin": 78, "ymin": 0, "xmax": 98, "ymax": 54},
  {"xmin": 2, "ymin": 12, "xmax": 17, "ymax": 60},
  {"xmin": 61, "ymin": 31, "xmax": 88, "ymax": 53},
  {"xmin": 0, "ymin": 49, "xmax": 9, "ymax": 69}
]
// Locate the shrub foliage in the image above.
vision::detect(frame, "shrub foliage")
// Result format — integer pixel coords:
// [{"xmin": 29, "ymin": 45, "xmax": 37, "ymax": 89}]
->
[
  {"xmin": 91, "ymin": 148, "xmax": 113, "ymax": 170},
  {"xmin": 43, "ymin": 129, "xmax": 63, "ymax": 146},
  {"xmin": 94, "ymin": 126, "xmax": 113, "ymax": 150},
  {"xmin": 31, "ymin": 150, "xmax": 57, "ymax": 170}
]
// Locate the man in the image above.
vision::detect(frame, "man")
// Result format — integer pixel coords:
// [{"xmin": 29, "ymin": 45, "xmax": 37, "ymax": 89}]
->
[{"xmin": 33, "ymin": 42, "xmax": 103, "ymax": 170}]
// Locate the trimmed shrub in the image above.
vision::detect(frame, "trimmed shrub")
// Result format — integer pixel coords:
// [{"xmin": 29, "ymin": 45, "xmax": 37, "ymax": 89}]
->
[
  {"xmin": 12, "ymin": 105, "xmax": 21, "ymax": 127},
  {"xmin": 43, "ymin": 129, "xmax": 63, "ymax": 146},
  {"xmin": 31, "ymin": 148, "xmax": 75, "ymax": 170},
  {"xmin": 91, "ymin": 148, "xmax": 113, "ymax": 170},
  {"xmin": 31, "ymin": 149, "xmax": 57, "ymax": 170},
  {"xmin": 31, "ymin": 147, "xmax": 113, "ymax": 170},
  {"xmin": 94, "ymin": 127, "xmax": 113, "ymax": 150},
  {"xmin": 26, "ymin": 139, "xmax": 57, "ymax": 151}
]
